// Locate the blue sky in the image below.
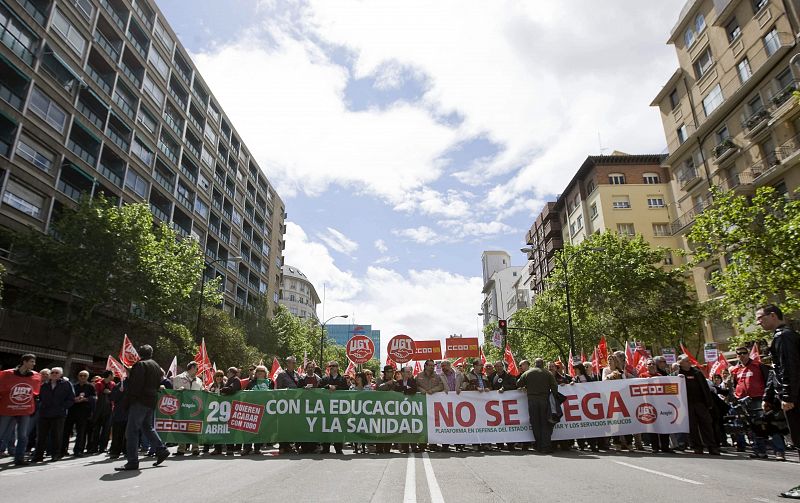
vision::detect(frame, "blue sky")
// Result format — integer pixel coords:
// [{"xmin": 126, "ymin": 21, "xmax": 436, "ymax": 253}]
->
[{"xmin": 157, "ymin": 0, "xmax": 684, "ymax": 358}]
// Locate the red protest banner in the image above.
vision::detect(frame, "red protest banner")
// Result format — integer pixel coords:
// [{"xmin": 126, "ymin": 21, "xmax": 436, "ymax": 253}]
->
[
  {"xmin": 412, "ymin": 340, "xmax": 442, "ymax": 361},
  {"xmin": 444, "ymin": 337, "xmax": 480, "ymax": 358}
]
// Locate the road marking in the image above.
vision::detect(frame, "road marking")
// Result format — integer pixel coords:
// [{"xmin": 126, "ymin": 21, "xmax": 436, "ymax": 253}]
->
[
  {"xmin": 753, "ymin": 498, "xmax": 775, "ymax": 503},
  {"xmin": 422, "ymin": 453, "xmax": 445, "ymax": 503},
  {"xmin": 613, "ymin": 461, "xmax": 704, "ymax": 485},
  {"xmin": 403, "ymin": 453, "xmax": 416, "ymax": 503}
]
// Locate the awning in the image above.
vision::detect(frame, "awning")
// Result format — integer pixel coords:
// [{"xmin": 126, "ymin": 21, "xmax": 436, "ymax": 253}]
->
[
  {"xmin": 43, "ymin": 47, "xmax": 86, "ymax": 87},
  {"xmin": 0, "ymin": 340, "xmax": 94, "ymax": 364},
  {"xmin": 62, "ymin": 160, "xmax": 95, "ymax": 183}
]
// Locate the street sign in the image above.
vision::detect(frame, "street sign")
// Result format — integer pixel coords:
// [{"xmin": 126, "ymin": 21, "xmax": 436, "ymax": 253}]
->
[
  {"xmin": 411, "ymin": 340, "xmax": 442, "ymax": 361},
  {"xmin": 387, "ymin": 334, "xmax": 415, "ymax": 364},
  {"xmin": 661, "ymin": 348, "xmax": 676, "ymax": 365},
  {"xmin": 703, "ymin": 342, "xmax": 718, "ymax": 364},
  {"xmin": 445, "ymin": 337, "xmax": 480, "ymax": 358},
  {"xmin": 492, "ymin": 329, "xmax": 502, "ymax": 348},
  {"xmin": 346, "ymin": 335, "xmax": 375, "ymax": 364}
]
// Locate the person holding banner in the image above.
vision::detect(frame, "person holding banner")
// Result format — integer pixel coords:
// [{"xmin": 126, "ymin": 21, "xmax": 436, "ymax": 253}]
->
[
  {"xmin": 172, "ymin": 362, "xmax": 203, "ymax": 457},
  {"xmin": 88, "ymin": 370, "xmax": 115, "ymax": 455},
  {"xmin": 416, "ymin": 360, "xmax": 444, "ymax": 452},
  {"xmin": 463, "ymin": 360, "xmax": 489, "ymax": 392},
  {"xmin": 375, "ymin": 365, "xmax": 397, "ymax": 455},
  {"xmin": 220, "ymin": 367, "xmax": 243, "ymax": 456},
  {"xmin": 516, "ymin": 358, "xmax": 558, "ymax": 454},
  {"xmin": 319, "ymin": 361, "xmax": 348, "ymax": 455},
  {"xmin": 677, "ymin": 354, "xmax": 720, "ymax": 456},
  {"xmin": 276, "ymin": 357, "xmax": 300, "ymax": 455}
]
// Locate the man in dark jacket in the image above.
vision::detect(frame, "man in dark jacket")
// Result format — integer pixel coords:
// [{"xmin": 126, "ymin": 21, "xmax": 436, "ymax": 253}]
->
[
  {"xmin": 516, "ymin": 358, "xmax": 558, "ymax": 454},
  {"xmin": 62, "ymin": 370, "xmax": 95, "ymax": 457},
  {"xmin": 319, "ymin": 361, "xmax": 348, "ymax": 454},
  {"xmin": 108, "ymin": 378, "xmax": 127, "ymax": 459},
  {"xmin": 88, "ymin": 370, "xmax": 115, "ymax": 454},
  {"xmin": 33, "ymin": 367, "xmax": 74, "ymax": 462},
  {"xmin": 492, "ymin": 361, "xmax": 518, "ymax": 451},
  {"xmin": 677, "ymin": 355, "xmax": 719, "ymax": 455},
  {"xmin": 275, "ymin": 357, "xmax": 300, "ymax": 454},
  {"xmin": 757, "ymin": 304, "xmax": 800, "ymax": 499},
  {"xmin": 115, "ymin": 345, "xmax": 169, "ymax": 471},
  {"xmin": 220, "ymin": 367, "xmax": 241, "ymax": 456}
]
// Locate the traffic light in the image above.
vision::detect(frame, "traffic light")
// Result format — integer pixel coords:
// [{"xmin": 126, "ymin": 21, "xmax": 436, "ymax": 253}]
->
[{"xmin": 498, "ymin": 319, "xmax": 508, "ymax": 336}]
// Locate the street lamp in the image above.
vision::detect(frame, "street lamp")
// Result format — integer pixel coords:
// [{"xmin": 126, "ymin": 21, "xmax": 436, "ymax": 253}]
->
[
  {"xmin": 195, "ymin": 256, "xmax": 242, "ymax": 340},
  {"xmin": 520, "ymin": 246, "xmax": 604, "ymax": 362},
  {"xmin": 316, "ymin": 314, "xmax": 349, "ymax": 365}
]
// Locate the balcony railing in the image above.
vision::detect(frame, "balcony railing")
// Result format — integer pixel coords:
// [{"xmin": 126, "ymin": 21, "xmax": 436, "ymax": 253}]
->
[
  {"xmin": 168, "ymin": 87, "xmax": 188, "ymax": 109},
  {"xmin": 85, "ymin": 65, "xmax": 112, "ymax": 95},
  {"xmin": 0, "ymin": 24, "xmax": 35, "ymax": 65},
  {"xmin": 180, "ymin": 164, "xmax": 197, "ymax": 183},
  {"xmin": 76, "ymin": 101, "xmax": 105, "ymax": 130},
  {"xmin": 772, "ymin": 82, "xmax": 798, "ymax": 108},
  {"xmin": 153, "ymin": 171, "xmax": 174, "ymax": 192},
  {"xmin": 112, "ymin": 93, "xmax": 135, "ymax": 119},
  {"xmin": 57, "ymin": 179, "xmax": 82, "ymax": 201},
  {"xmin": 720, "ymin": 167, "xmax": 761, "ymax": 192},
  {"xmin": 158, "ymin": 140, "xmax": 179, "ymax": 164},
  {"xmin": 713, "ymin": 138, "xmax": 736, "ymax": 160},
  {"xmin": 105, "ymin": 127, "xmax": 129, "ymax": 152},
  {"xmin": 742, "ymin": 109, "xmax": 770, "ymax": 135},
  {"xmin": 94, "ymin": 31, "xmax": 119, "ymax": 63},
  {"xmin": 670, "ymin": 198, "xmax": 713, "ymax": 235},
  {"xmin": 184, "ymin": 141, "xmax": 199, "ymax": 160},
  {"xmin": 98, "ymin": 162, "xmax": 123, "ymax": 187},
  {"xmin": 100, "ymin": 0, "xmax": 126, "ymax": 30},
  {"xmin": 125, "ymin": 32, "xmax": 147, "ymax": 59},
  {"xmin": 162, "ymin": 113, "xmax": 182, "ymax": 136},
  {"xmin": 119, "ymin": 61, "xmax": 141, "ymax": 88},
  {"xmin": 15, "ymin": 0, "xmax": 47, "ymax": 26},
  {"xmin": 131, "ymin": 0, "xmax": 153, "ymax": 29},
  {"xmin": 676, "ymin": 165, "xmax": 701, "ymax": 189},
  {"xmin": 176, "ymin": 192, "xmax": 192, "ymax": 210},
  {"xmin": 67, "ymin": 140, "xmax": 97, "ymax": 167},
  {"xmin": 170, "ymin": 221, "xmax": 190, "ymax": 237},
  {"xmin": 149, "ymin": 203, "xmax": 169, "ymax": 222},
  {"xmin": 0, "ymin": 84, "xmax": 24, "ymax": 110}
]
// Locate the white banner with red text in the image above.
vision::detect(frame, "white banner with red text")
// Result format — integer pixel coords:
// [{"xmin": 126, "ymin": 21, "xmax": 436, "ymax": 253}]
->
[{"xmin": 425, "ymin": 377, "xmax": 689, "ymax": 444}]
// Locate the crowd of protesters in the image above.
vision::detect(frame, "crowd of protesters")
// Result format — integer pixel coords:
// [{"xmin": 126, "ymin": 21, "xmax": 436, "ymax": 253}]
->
[{"xmin": 0, "ymin": 304, "xmax": 797, "ymax": 473}]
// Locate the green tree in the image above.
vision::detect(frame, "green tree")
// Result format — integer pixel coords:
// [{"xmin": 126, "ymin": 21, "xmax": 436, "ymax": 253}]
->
[
  {"xmin": 7, "ymin": 196, "xmax": 219, "ymax": 371},
  {"xmin": 688, "ymin": 186, "xmax": 800, "ymax": 325},
  {"xmin": 508, "ymin": 232, "xmax": 703, "ymax": 362},
  {"xmin": 197, "ymin": 307, "xmax": 261, "ymax": 369}
]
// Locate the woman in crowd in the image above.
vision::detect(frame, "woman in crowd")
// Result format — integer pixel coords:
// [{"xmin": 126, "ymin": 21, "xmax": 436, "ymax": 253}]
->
[
  {"xmin": 350, "ymin": 372, "xmax": 372, "ymax": 454},
  {"xmin": 241, "ymin": 365, "xmax": 271, "ymax": 455},
  {"xmin": 573, "ymin": 363, "xmax": 600, "ymax": 452},
  {"xmin": 205, "ymin": 370, "xmax": 226, "ymax": 455},
  {"xmin": 603, "ymin": 354, "xmax": 632, "ymax": 451}
]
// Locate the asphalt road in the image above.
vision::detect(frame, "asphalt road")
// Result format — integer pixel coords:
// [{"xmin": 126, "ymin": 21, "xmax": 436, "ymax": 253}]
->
[{"xmin": 1, "ymin": 446, "xmax": 797, "ymax": 502}]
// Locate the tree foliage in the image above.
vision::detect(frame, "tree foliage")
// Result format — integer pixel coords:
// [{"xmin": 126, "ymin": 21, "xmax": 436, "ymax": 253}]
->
[
  {"xmin": 688, "ymin": 186, "xmax": 800, "ymax": 326},
  {"xmin": 505, "ymin": 232, "xmax": 703, "ymax": 362}
]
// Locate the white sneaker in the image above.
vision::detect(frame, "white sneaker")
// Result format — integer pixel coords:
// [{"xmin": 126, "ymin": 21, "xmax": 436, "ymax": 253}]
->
[{"xmin": 775, "ymin": 452, "xmax": 786, "ymax": 461}]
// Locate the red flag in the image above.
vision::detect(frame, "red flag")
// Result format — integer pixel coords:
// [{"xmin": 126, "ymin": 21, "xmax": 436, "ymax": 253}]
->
[
  {"xmin": 193, "ymin": 338, "xmax": 213, "ymax": 387},
  {"xmin": 119, "ymin": 335, "xmax": 140, "ymax": 367},
  {"xmin": 635, "ymin": 352, "xmax": 650, "ymax": 377},
  {"xmin": 452, "ymin": 356, "xmax": 466, "ymax": 367},
  {"xmin": 749, "ymin": 343, "xmax": 761, "ymax": 364},
  {"xmin": 269, "ymin": 357, "xmax": 283, "ymax": 384},
  {"xmin": 344, "ymin": 360, "xmax": 356, "ymax": 377},
  {"xmin": 625, "ymin": 342, "xmax": 635, "ymax": 370},
  {"xmin": 413, "ymin": 360, "xmax": 423, "ymax": 376},
  {"xmin": 386, "ymin": 356, "xmax": 398, "ymax": 370},
  {"xmin": 591, "ymin": 347, "xmax": 600, "ymax": 376},
  {"xmin": 504, "ymin": 344, "xmax": 519, "ymax": 376},
  {"xmin": 580, "ymin": 351, "xmax": 586, "ymax": 363},
  {"xmin": 709, "ymin": 353, "xmax": 729, "ymax": 377},
  {"xmin": 106, "ymin": 355, "xmax": 127, "ymax": 380},
  {"xmin": 679, "ymin": 342, "xmax": 700, "ymax": 367},
  {"xmin": 598, "ymin": 336, "xmax": 608, "ymax": 367},
  {"xmin": 567, "ymin": 350, "xmax": 576, "ymax": 378},
  {"xmin": 479, "ymin": 347, "xmax": 487, "ymax": 368}
]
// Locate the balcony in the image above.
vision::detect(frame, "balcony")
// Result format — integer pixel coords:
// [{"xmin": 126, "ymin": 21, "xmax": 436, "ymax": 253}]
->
[
  {"xmin": 112, "ymin": 91, "xmax": 135, "ymax": 119},
  {"xmin": 670, "ymin": 198, "xmax": 713, "ymax": 235},
  {"xmin": 67, "ymin": 121, "xmax": 101, "ymax": 168},
  {"xmin": 712, "ymin": 138, "xmax": 737, "ymax": 164},
  {"xmin": 0, "ymin": 59, "xmax": 29, "ymax": 110},
  {"xmin": 14, "ymin": 0, "xmax": 49, "ymax": 27},
  {"xmin": 131, "ymin": 0, "xmax": 154, "ymax": 30},
  {"xmin": 99, "ymin": 0, "xmax": 127, "ymax": 30},
  {"xmin": 0, "ymin": 19, "xmax": 36, "ymax": 65},
  {"xmin": 742, "ymin": 109, "xmax": 770, "ymax": 138},
  {"xmin": 94, "ymin": 30, "xmax": 120, "ymax": 63},
  {"xmin": 149, "ymin": 203, "xmax": 168, "ymax": 222},
  {"xmin": 125, "ymin": 25, "xmax": 148, "ymax": 59},
  {"xmin": 76, "ymin": 90, "xmax": 108, "ymax": 130},
  {"xmin": 85, "ymin": 56, "xmax": 114, "ymax": 95},
  {"xmin": 719, "ymin": 167, "xmax": 761, "ymax": 193},
  {"xmin": 676, "ymin": 165, "xmax": 702, "ymax": 190},
  {"xmin": 153, "ymin": 169, "xmax": 174, "ymax": 193},
  {"xmin": 180, "ymin": 159, "xmax": 198, "ymax": 184}
]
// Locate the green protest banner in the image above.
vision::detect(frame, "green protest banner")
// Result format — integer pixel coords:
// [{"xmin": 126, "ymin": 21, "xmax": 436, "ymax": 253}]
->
[{"xmin": 155, "ymin": 389, "xmax": 427, "ymax": 444}]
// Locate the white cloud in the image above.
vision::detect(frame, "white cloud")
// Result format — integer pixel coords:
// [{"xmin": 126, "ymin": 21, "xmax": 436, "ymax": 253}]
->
[
  {"xmin": 392, "ymin": 226, "xmax": 443, "ymax": 244},
  {"xmin": 284, "ymin": 223, "xmax": 484, "ymax": 360},
  {"xmin": 438, "ymin": 220, "xmax": 517, "ymax": 238},
  {"xmin": 374, "ymin": 239, "xmax": 388, "ymax": 253},
  {"xmin": 316, "ymin": 227, "xmax": 359, "ymax": 255},
  {"xmin": 374, "ymin": 256, "xmax": 398, "ymax": 265}
]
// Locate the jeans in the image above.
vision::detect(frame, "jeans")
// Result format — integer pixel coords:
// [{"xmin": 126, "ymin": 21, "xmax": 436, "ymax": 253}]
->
[
  {"xmin": 125, "ymin": 402, "xmax": 166, "ymax": 466},
  {"xmin": 0, "ymin": 415, "xmax": 31, "ymax": 462},
  {"xmin": 754, "ymin": 433, "xmax": 786, "ymax": 455}
]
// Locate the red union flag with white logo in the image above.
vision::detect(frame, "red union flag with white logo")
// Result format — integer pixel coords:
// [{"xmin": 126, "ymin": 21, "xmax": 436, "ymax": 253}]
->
[
  {"xmin": 444, "ymin": 337, "xmax": 480, "ymax": 358},
  {"xmin": 193, "ymin": 338, "xmax": 214, "ymax": 387},
  {"xmin": 411, "ymin": 340, "xmax": 442, "ymax": 361},
  {"xmin": 119, "ymin": 334, "xmax": 140, "ymax": 367},
  {"xmin": 346, "ymin": 335, "xmax": 375, "ymax": 364},
  {"xmin": 106, "ymin": 355, "xmax": 127, "ymax": 380},
  {"xmin": 387, "ymin": 334, "xmax": 415, "ymax": 364}
]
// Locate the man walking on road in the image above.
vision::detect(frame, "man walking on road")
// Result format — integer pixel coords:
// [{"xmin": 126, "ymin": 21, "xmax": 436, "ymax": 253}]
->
[
  {"xmin": 0, "ymin": 354, "xmax": 41, "ymax": 465},
  {"xmin": 115, "ymin": 345, "xmax": 169, "ymax": 471},
  {"xmin": 756, "ymin": 304, "xmax": 800, "ymax": 499},
  {"xmin": 516, "ymin": 358, "xmax": 557, "ymax": 454}
]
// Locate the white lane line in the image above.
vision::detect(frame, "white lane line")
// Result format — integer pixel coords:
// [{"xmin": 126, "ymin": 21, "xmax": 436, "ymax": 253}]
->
[
  {"xmin": 422, "ymin": 453, "xmax": 445, "ymax": 503},
  {"xmin": 614, "ymin": 461, "xmax": 705, "ymax": 485},
  {"xmin": 403, "ymin": 453, "xmax": 416, "ymax": 503}
]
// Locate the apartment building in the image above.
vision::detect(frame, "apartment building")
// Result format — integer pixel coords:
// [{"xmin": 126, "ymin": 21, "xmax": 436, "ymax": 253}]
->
[
  {"xmin": 522, "ymin": 154, "xmax": 679, "ymax": 299},
  {"xmin": 279, "ymin": 264, "xmax": 320, "ymax": 320},
  {"xmin": 0, "ymin": 0, "xmax": 286, "ymax": 360},
  {"xmin": 480, "ymin": 250, "xmax": 525, "ymax": 327},
  {"xmin": 651, "ymin": 0, "xmax": 800, "ymax": 342}
]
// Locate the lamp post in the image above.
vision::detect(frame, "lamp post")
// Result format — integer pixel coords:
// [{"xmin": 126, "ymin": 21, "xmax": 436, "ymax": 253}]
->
[
  {"xmin": 316, "ymin": 314, "xmax": 349, "ymax": 365},
  {"xmin": 520, "ymin": 246, "xmax": 604, "ymax": 362},
  {"xmin": 195, "ymin": 256, "xmax": 242, "ymax": 341}
]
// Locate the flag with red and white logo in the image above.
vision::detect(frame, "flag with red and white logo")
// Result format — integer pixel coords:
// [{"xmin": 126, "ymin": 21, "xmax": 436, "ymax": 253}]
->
[
  {"xmin": 504, "ymin": 344, "xmax": 519, "ymax": 377},
  {"xmin": 119, "ymin": 335, "xmax": 140, "ymax": 367},
  {"xmin": 106, "ymin": 355, "xmax": 127, "ymax": 380},
  {"xmin": 269, "ymin": 357, "xmax": 283, "ymax": 384},
  {"xmin": 749, "ymin": 343, "xmax": 761, "ymax": 364},
  {"xmin": 709, "ymin": 352, "xmax": 729, "ymax": 377},
  {"xmin": 193, "ymin": 338, "xmax": 213, "ymax": 387}
]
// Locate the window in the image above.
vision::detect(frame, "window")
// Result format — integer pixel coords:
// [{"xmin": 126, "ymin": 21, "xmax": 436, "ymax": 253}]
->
[
  {"xmin": 696, "ymin": 14, "xmax": 706, "ymax": 33},
  {"xmin": 200, "ymin": 147, "xmax": 214, "ymax": 167},
  {"xmin": 198, "ymin": 173, "xmax": 210, "ymax": 191},
  {"xmin": 194, "ymin": 198, "xmax": 209, "ymax": 218},
  {"xmin": 576, "ymin": 215, "xmax": 583, "ymax": 230},
  {"xmin": 776, "ymin": 67, "xmax": 793, "ymax": 91},
  {"xmin": 643, "ymin": 173, "xmax": 661, "ymax": 184},
  {"xmin": 702, "ymin": 84, "xmax": 723, "ymax": 117},
  {"xmin": 608, "ymin": 173, "xmax": 626, "ymax": 185},
  {"xmin": 747, "ymin": 95, "xmax": 765, "ymax": 116},
  {"xmin": 586, "ymin": 180, "xmax": 596, "ymax": 194},
  {"xmin": 684, "ymin": 28, "xmax": 695, "ymax": 48},
  {"xmin": 753, "ymin": 0, "xmax": 768, "ymax": 13},
  {"xmin": 647, "ymin": 197, "xmax": 666, "ymax": 208},
  {"xmin": 764, "ymin": 28, "xmax": 780, "ymax": 57},
  {"xmin": 612, "ymin": 196, "xmax": 631, "ymax": 209},
  {"xmin": 694, "ymin": 48, "xmax": 713, "ymax": 79},
  {"xmin": 726, "ymin": 17, "xmax": 741, "ymax": 42},
  {"xmin": 142, "ymin": 75, "xmax": 164, "ymax": 106},
  {"xmin": 28, "ymin": 87, "xmax": 67, "ymax": 132},
  {"xmin": 677, "ymin": 124, "xmax": 688, "ymax": 144},
  {"xmin": 617, "ymin": 223, "xmax": 635, "ymax": 236},
  {"xmin": 15, "ymin": 133, "xmax": 54, "ymax": 171},
  {"xmin": 153, "ymin": 20, "xmax": 174, "ymax": 52},
  {"xmin": 204, "ymin": 123, "xmax": 217, "ymax": 145},
  {"xmin": 207, "ymin": 103, "xmax": 220, "ymax": 123},
  {"xmin": 51, "ymin": 9, "xmax": 86, "ymax": 56},
  {"xmin": 653, "ymin": 223, "xmax": 670, "ymax": 237},
  {"xmin": 131, "ymin": 136, "xmax": 154, "ymax": 166},
  {"xmin": 2, "ymin": 179, "xmax": 45, "ymax": 219},
  {"xmin": 569, "ymin": 221, "xmax": 576, "ymax": 236},
  {"xmin": 136, "ymin": 106, "xmax": 157, "ymax": 134},
  {"xmin": 0, "ymin": 6, "xmax": 36, "ymax": 56},
  {"xmin": 717, "ymin": 124, "xmax": 730, "ymax": 143},
  {"xmin": 125, "ymin": 169, "xmax": 148, "ymax": 197},
  {"xmin": 590, "ymin": 203, "xmax": 598, "ymax": 219},
  {"xmin": 74, "ymin": 0, "xmax": 94, "ymax": 19},
  {"xmin": 147, "ymin": 47, "xmax": 169, "ymax": 80},
  {"xmin": 664, "ymin": 251, "xmax": 674, "ymax": 265},
  {"xmin": 737, "ymin": 58, "xmax": 752, "ymax": 83},
  {"xmin": 669, "ymin": 89, "xmax": 679, "ymax": 110}
]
